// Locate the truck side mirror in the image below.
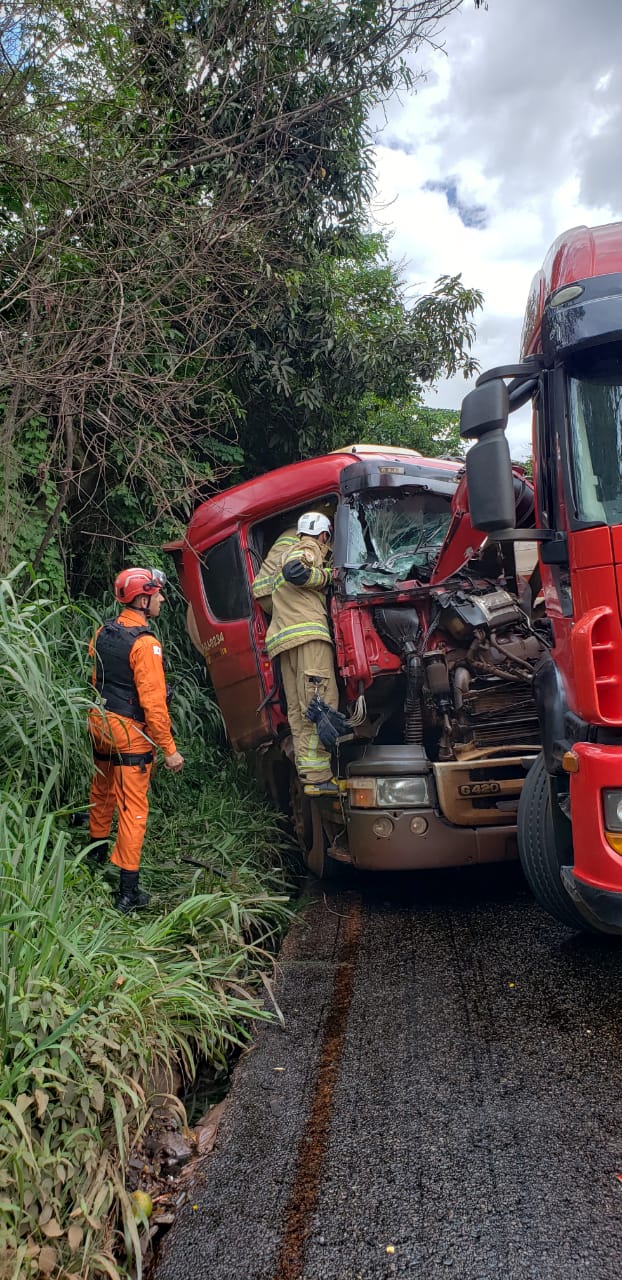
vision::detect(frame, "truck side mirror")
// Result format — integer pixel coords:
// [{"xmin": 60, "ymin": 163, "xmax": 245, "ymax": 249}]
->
[
  {"xmin": 460, "ymin": 379, "xmax": 509, "ymax": 440},
  {"xmin": 460, "ymin": 378, "xmax": 515, "ymax": 533},
  {"xmin": 465, "ymin": 431, "xmax": 516, "ymax": 532}
]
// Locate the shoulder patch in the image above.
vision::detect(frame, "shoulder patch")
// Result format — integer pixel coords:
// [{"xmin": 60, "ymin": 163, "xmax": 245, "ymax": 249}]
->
[{"xmin": 152, "ymin": 644, "xmax": 162, "ymax": 656}]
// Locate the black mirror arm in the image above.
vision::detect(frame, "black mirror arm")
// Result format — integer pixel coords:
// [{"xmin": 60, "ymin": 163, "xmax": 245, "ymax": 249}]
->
[{"xmin": 476, "ymin": 356, "xmax": 544, "ymax": 388}]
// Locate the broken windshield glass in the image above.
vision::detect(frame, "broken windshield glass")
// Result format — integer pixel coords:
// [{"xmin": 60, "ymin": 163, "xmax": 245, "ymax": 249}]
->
[{"xmin": 343, "ymin": 491, "xmax": 452, "ymax": 591}]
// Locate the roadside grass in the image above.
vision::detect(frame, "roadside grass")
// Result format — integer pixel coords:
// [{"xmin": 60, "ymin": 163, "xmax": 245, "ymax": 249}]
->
[
  {"xmin": 0, "ymin": 568, "xmax": 94, "ymax": 801},
  {"xmin": 0, "ymin": 570, "xmax": 293, "ymax": 1278}
]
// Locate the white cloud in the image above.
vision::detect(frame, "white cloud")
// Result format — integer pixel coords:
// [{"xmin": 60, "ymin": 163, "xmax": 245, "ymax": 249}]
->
[{"xmin": 372, "ymin": 0, "xmax": 622, "ymax": 458}]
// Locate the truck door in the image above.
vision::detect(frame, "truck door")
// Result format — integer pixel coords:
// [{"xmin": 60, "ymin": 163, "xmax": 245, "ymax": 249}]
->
[{"xmin": 186, "ymin": 533, "xmax": 274, "ymax": 750}]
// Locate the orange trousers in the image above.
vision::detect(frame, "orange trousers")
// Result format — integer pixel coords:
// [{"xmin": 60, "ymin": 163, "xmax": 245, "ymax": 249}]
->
[{"xmin": 89, "ymin": 742, "xmax": 153, "ymax": 873}]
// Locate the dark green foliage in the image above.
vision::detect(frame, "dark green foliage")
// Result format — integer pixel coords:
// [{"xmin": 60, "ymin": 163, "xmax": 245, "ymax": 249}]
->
[
  {"xmin": 237, "ymin": 235, "xmax": 481, "ymax": 471},
  {"xmin": 0, "ymin": 0, "xmax": 478, "ymax": 590},
  {"xmin": 0, "ymin": 5, "xmax": 490, "ymax": 1267},
  {"xmin": 333, "ymin": 394, "xmax": 464, "ymax": 458}
]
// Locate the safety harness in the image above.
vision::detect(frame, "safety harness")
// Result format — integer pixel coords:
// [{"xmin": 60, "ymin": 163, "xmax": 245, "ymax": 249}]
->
[{"xmin": 91, "ymin": 744, "xmax": 154, "ymax": 768}]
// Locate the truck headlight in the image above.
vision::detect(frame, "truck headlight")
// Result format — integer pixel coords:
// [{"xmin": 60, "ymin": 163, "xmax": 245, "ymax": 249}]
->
[
  {"xmin": 376, "ymin": 776, "xmax": 431, "ymax": 808},
  {"xmin": 603, "ymin": 789, "xmax": 622, "ymax": 831},
  {"xmin": 348, "ymin": 775, "xmax": 432, "ymax": 809}
]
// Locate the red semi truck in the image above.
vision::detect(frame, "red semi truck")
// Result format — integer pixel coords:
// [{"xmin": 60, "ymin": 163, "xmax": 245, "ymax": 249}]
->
[
  {"xmin": 167, "ymin": 444, "xmax": 546, "ymax": 878},
  {"xmin": 460, "ymin": 220, "xmax": 622, "ymax": 934}
]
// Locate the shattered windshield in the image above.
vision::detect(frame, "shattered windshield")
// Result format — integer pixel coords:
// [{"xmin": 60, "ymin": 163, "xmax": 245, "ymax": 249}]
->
[{"xmin": 343, "ymin": 491, "xmax": 452, "ymax": 591}]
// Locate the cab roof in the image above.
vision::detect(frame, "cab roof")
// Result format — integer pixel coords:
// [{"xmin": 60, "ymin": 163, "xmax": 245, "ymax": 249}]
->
[
  {"xmin": 521, "ymin": 221, "xmax": 622, "ymax": 357},
  {"xmin": 167, "ymin": 445, "xmax": 461, "ymax": 552}
]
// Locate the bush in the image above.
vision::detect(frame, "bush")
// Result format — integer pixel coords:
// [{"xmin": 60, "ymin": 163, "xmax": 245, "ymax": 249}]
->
[{"xmin": 0, "ymin": 571, "xmax": 292, "ymax": 1277}]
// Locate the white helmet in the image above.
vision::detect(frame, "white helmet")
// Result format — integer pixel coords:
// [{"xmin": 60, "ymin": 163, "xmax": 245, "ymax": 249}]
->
[{"xmin": 297, "ymin": 511, "xmax": 332, "ymax": 538}]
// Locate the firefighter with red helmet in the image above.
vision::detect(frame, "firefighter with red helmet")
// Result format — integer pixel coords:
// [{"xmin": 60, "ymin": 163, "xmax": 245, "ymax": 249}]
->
[{"xmin": 87, "ymin": 567, "xmax": 184, "ymax": 914}]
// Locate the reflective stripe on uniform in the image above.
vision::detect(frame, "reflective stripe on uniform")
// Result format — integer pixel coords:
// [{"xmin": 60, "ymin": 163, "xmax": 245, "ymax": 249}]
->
[
  {"xmin": 251, "ymin": 534, "xmax": 298, "ymax": 600},
  {"xmin": 307, "ymin": 564, "xmax": 329, "ymax": 589},
  {"xmin": 252, "ymin": 572, "xmax": 276, "ymax": 596},
  {"xmin": 275, "ymin": 563, "xmax": 329, "ymax": 592},
  {"xmin": 266, "ymin": 620, "xmax": 332, "ymax": 657},
  {"xmin": 297, "ymin": 726, "xmax": 331, "ymax": 775}
]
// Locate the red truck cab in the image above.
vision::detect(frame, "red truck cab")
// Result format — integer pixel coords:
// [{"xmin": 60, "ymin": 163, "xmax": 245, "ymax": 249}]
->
[
  {"xmin": 169, "ymin": 444, "xmax": 544, "ymax": 877},
  {"xmin": 460, "ymin": 221, "xmax": 622, "ymax": 933}
]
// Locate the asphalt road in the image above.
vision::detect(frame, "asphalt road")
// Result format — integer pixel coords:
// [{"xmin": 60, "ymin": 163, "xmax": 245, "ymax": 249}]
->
[{"xmin": 155, "ymin": 864, "xmax": 622, "ymax": 1280}]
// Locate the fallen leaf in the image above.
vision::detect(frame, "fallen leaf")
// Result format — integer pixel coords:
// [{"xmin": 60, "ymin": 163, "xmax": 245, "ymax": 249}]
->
[
  {"xmin": 37, "ymin": 1245, "xmax": 58, "ymax": 1273},
  {"xmin": 194, "ymin": 1098, "xmax": 226, "ymax": 1156},
  {"xmin": 261, "ymin": 972, "xmax": 285, "ymax": 1025},
  {"xmin": 91, "ymin": 1080, "xmax": 105, "ymax": 1113},
  {"xmin": 67, "ymin": 1224, "xmax": 83, "ymax": 1250},
  {"xmin": 41, "ymin": 1218, "xmax": 63, "ymax": 1239},
  {"xmin": 34, "ymin": 1089, "xmax": 49, "ymax": 1120}
]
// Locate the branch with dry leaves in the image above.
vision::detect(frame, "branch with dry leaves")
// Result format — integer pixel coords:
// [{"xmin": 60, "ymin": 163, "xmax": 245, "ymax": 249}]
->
[{"xmin": 0, "ymin": 0, "xmax": 470, "ymax": 586}]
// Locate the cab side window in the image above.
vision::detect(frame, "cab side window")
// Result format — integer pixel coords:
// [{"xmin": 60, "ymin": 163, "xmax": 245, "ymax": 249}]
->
[
  {"xmin": 200, "ymin": 535, "xmax": 251, "ymax": 621},
  {"xmin": 250, "ymin": 496, "xmax": 336, "ymax": 562}
]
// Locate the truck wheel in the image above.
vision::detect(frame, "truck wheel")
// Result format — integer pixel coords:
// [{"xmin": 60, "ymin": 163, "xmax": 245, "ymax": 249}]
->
[
  {"xmin": 517, "ymin": 753, "xmax": 587, "ymax": 929},
  {"xmin": 289, "ymin": 773, "xmax": 342, "ymax": 880}
]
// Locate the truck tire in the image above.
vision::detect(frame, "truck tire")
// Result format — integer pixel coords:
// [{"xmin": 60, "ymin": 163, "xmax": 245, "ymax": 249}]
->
[
  {"xmin": 289, "ymin": 773, "xmax": 343, "ymax": 880},
  {"xmin": 517, "ymin": 753, "xmax": 588, "ymax": 929}
]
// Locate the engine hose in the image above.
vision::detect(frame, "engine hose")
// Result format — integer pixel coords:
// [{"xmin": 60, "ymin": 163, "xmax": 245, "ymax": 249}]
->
[{"xmin": 404, "ymin": 652, "xmax": 424, "ymax": 744}]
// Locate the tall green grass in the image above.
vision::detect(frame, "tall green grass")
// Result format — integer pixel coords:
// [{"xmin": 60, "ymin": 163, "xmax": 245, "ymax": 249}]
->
[
  {"xmin": 0, "ymin": 568, "xmax": 94, "ymax": 800},
  {"xmin": 0, "ymin": 570, "xmax": 293, "ymax": 1279}
]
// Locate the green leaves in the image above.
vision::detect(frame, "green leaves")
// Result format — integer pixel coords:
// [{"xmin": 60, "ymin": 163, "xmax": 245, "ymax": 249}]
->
[
  {"xmin": 0, "ymin": 782, "xmax": 290, "ymax": 1275},
  {"xmin": 0, "ymin": 570, "xmax": 95, "ymax": 800},
  {"xmin": 236, "ymin": 233, "xmax": 482, "ymax": 470},
  {"xmin": 0, "ymin": 567, "xmax": 293, "ymax": 1275},
  {"xmin": 332, "ymin": 393, "xmax": 464, "ymax": 458},
  {"xmin": 1, "ymin": 0, "xmax": 469, "ymax": 584}
]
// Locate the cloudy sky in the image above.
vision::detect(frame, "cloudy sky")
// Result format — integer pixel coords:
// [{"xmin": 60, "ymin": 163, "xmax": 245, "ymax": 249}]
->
[{"xmin": 372, "ymin": 0, "xmax": 622, "ymax": 456}]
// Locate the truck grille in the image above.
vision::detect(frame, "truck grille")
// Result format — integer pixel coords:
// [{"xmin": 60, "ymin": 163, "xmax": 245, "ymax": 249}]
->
[{"xmin": 460, "ymin": 682, "xmax": 541, "ymax": 750}]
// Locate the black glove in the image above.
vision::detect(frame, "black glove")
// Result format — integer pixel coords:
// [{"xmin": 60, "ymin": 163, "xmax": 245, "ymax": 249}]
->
[{"xmin": 306, "ymin": 695, "xmax": 351, "ymax": 750}]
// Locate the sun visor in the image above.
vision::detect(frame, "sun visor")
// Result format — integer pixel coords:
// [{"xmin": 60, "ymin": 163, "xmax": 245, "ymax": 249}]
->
[{"xmin": 542, "ymin": 272, "xmax": 622, "ymax": 363}]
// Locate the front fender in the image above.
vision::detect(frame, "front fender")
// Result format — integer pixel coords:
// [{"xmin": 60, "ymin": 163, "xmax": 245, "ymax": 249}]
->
[{"xmin": 532, "ymin": 654, "xmax": 568, "ymax": 775}]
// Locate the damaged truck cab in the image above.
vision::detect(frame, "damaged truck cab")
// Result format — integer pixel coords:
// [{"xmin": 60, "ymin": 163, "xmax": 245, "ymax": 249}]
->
[{"xmin": 168, "ymin": 444, "xmax": 545, "ymax": 877}]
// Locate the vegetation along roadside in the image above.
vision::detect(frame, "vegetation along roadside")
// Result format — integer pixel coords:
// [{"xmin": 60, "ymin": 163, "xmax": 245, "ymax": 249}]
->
[
  {"xmin": 0, "ymin": 0, "xmax": 490, "ymax": 1273},
  {"xmin": 0, "ymin": 569, "xmax": 294, "ymax": 1279}
]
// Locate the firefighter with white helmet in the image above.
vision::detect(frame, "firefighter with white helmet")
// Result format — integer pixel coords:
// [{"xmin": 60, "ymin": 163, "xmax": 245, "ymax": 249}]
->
[
  {"xmin": 87, "ymin": 567, "xmax": 184, "ymax": 913},
  {"xmin": 265, "ymin": 512, "xmax": 339, "ymax": 794}
]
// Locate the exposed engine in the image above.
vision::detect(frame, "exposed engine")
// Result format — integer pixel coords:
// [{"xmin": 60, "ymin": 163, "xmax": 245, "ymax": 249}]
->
[{"xmin": 375, "ymin": 586, "xmax": 547, "ymax": 762}]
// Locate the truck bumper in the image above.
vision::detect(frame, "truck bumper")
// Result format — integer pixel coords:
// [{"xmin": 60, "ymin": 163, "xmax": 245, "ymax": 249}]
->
[
  {"xmin": 565, "ymin": 743, "xmax": 622, "ymax": 933},
  {"xmin": 344, "ymin": 808, "xmax": 517, "ymax": 871},
  {"xmin": 560, "ymin": 866, "xmax": 622, "ymax": 934},
  {"xmin": 338, "ymin": 744, "xmax": 532, "ymax": 870}
]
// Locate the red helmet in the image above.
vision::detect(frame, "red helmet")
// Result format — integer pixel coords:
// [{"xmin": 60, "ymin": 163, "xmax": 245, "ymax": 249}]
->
[{"xmin": 114, "ymin": 567, "xmax": 166, "ymax": 604}]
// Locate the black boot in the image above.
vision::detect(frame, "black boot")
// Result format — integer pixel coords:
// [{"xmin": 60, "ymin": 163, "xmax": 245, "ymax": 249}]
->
[
  {"xmin": 114, "ymin": 870, "xmax": 151, "ymax": 914},
  {"xmin": 85, "ymin": 839, "xmax": 109, "ymax": 869}
]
